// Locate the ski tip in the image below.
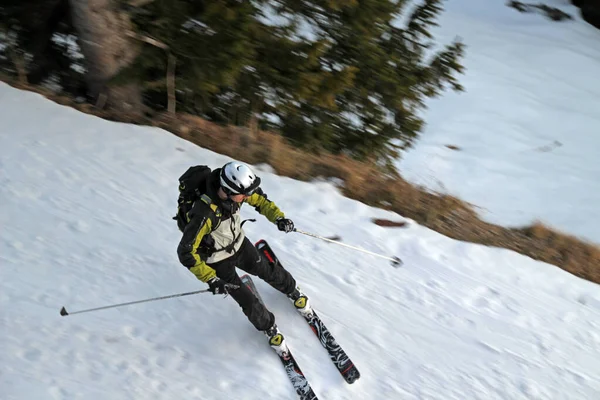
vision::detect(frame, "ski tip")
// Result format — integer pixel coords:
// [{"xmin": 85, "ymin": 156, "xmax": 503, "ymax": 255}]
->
[
  {"xmin": 342, "ymin": 364, "xmax": 361, "ymax": 384},
  {"xmin": 60, "ymin": 307, "xmax": 69, "ymax": 316}
]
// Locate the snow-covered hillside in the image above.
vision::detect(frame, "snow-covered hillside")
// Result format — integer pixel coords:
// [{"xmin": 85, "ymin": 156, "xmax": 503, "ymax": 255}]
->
[
  {"xmin": 2, "ymin": 78, "xmax": 600, "ymax": 400},
  {"xmin": 398, "ymin": 0, "xmax": 600, "ymax": 244}
]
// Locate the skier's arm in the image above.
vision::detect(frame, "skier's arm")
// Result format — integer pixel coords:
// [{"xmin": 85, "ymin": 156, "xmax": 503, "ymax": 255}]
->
[
  {"xmin": 176, "ymin": 209, "xmax": 217, "ymax": 282},
  {"xmin": 245, "ymin": 191, "xmax": 285, "ymax": 222}
]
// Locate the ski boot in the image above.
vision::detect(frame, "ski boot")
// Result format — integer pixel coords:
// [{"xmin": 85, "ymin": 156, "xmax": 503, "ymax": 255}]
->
[
  {"xmin": 265, "ymin": 324, "xmax": 288, "ymax": 356},
  {"xmin": 288, "ymin": 287, "xmax": 313, "ymax": 316}
]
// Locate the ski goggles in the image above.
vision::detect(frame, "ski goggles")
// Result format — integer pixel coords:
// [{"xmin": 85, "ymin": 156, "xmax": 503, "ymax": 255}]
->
[{"xmin": 223, "ymin": 182, "xmax": 260, "ymax": 196}]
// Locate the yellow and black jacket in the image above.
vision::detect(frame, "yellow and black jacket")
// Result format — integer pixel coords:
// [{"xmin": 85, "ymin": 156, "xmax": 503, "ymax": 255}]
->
[{"xmin": 176, "ymin": 168, "xmax": 285, "ymax": 282}]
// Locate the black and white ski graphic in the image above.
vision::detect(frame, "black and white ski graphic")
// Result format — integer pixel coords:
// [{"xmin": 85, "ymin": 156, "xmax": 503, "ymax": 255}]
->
[
  {"xmin": 241, "ymin": 275, "xmax": 319, "ymax": 400},
  {"xmin": 277, "ymin": 347, "xmax": 319, "ymax": 400},
  {"xmin": 301, "ymin": 309, "xmax": 360, "ymax": 384},
  {"xmin": 254, "ymin": 240, "xmax": 361, "ymax": 384}
]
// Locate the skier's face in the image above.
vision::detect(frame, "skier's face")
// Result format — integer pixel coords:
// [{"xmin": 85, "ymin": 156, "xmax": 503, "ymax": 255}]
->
[
  {"xmin": 218, "ymin": 186, "xmax": 252, "ymax": 203},
  {"xmin": 229, "ymin": 193, "xmax": 247, "ymax": 203}
]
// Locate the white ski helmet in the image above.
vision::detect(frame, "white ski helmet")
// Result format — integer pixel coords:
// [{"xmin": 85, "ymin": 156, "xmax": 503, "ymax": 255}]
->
[{"xmin": 220, "ymin": 161, "xmax": 261, "ymax": 195}]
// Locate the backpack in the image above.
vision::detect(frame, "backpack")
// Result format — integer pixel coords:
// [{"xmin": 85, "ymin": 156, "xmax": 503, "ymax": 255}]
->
[
  {"xmin": 174, "ymin": 165, "xmax": 212, "ymax": 232},
  {"xmin": 178, "ymin": 165, "xmax": 211, "ymax": 200}
]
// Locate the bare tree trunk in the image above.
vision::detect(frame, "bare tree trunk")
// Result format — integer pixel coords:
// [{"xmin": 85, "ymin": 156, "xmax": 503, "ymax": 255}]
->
[
  {"xmin": 9, "ymin": 49, "xmax": 28, "ymax": 85},
  {"xmin": 167, "ymin": 53, "xmax": 176, "ymax": 114},
  {"xmin": 68, "ymin": 0, "xmax": 143, "ymax": 116}
]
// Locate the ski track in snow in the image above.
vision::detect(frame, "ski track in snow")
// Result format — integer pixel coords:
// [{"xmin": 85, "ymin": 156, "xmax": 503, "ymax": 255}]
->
[{"xmin": 2, "ymin": 1, "xmax": 600, "ymax": 398}]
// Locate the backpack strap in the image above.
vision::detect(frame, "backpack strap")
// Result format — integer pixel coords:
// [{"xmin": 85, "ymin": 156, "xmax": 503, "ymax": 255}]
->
[
  {"xmin": 192, "ymin": 193, "xmax": 223, "ymax": 257},
  {"xmin": 198, "ymin": 193, "xmax": 222, "ymax": 225},
  {"xmin": 199, "ymin": 194, "xmax": 213, "ymax": 206}
]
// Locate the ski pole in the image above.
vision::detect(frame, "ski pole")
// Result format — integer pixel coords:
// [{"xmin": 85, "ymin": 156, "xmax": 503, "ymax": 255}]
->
[
  {"xmin": 60, "ymin": 284, "xmax": 239, "ymax": 316},
  {"xmin": 293, "ymin": 229, "xmax": 403, "ymax": 267}
]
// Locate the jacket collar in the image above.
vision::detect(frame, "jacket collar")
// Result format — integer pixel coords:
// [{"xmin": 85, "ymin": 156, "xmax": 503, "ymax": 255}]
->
[{"xmin": 206, "ymin": 168, "xmax": 238, "ymax": 216}]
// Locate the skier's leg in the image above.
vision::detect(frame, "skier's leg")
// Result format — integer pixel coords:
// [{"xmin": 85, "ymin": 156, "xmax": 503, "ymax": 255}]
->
[
  {"xmin": 244, "ymin": 238, "xmax": 313, "ymax": 315},
  {"xmin": 209, "ymin": 256, "xmax": 274, "ymax": 331},
  {"xmin": 236, "ymin": 237, "xmax": 297, "ymax": 295}
]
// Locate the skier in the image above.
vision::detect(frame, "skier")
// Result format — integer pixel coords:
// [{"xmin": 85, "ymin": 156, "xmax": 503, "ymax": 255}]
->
[{"xmin": 175, "ymin": 161, "xmax": 309, "ymax": 350}]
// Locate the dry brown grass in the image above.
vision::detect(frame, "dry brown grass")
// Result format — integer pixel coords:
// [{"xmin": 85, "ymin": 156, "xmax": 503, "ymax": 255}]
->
[{"xmin": 5, "ymin": 78, "xmax": 600, "ymax": 286}]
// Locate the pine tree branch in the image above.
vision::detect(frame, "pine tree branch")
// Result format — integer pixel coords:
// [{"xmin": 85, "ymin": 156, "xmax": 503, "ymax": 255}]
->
[
  {"xmin": 128, "ymin": 0, "xmax": 156, "ymax": 7},
  {"xmin": 167, "ymin": 53, "xmax": 176, "ymax": 114},
  {"xmin": 124, "ymin": 30, "xmax": 175, "ymax": 112},
  {"xmin": 125, "ymin": 31, "xmax": 169, "ymax": 50}
]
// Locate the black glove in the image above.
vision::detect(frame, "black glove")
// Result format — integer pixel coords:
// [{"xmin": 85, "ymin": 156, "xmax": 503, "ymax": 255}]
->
[
  {"xmin": 207, "ymin": 277, "xmax": 229, "ymax": 295},
  {"xmin": 276, "ymin": 218, "xmax": 294, "ymax": 233}
]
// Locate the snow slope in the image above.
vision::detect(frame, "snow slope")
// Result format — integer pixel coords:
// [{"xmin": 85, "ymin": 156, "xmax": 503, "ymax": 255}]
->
[
  {"xmin": 2, "ymin": 80, "xmax": 600, "ymax": 400},
  {"xmin": 397, "ymin": 0, "xmax": 600, "ymax": 244}
]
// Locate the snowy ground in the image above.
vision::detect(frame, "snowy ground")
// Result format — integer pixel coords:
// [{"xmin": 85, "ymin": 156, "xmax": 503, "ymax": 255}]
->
[
  {"xmin": 397, "ymin": 0, "xmax": 600, "ymax": 244},
  {"xmin": 2, "ymin": 78, "xmax": 600, "ymax": 400}
]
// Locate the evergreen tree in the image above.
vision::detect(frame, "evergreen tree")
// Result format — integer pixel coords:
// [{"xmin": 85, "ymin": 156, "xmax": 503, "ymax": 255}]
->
[
  {"xmin": 2, "ymin": 0, "xmax": 464, "ymax": 165},
  {"xmin": 261, "ymin": 0, "xmax": 465, "ymax": 165},
  {"xmin": 126, "ymin": 0, "xmax": 464, "ymax": 165},
  {"xmin": 126, "ymin": 0, "xmax": 265, "ymax": 119},
  {"xmin": 0, "ymin": 0, "xmax": 80, "ymax": 87}
]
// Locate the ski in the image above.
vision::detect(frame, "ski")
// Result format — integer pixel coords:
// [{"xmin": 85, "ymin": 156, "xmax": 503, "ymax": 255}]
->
[
  {"xmin": 254, "ymin": 240, "xmax": 361, "ymax": 384},
  {"xmin": 241, "ymin": 275, "xmax": 319, "ymax": 400},
  {"xmin": 275, "ymin": 348, "xmax": 319, "ymax": 400},
  {"xmin": 298, "ymin": 309, "xmax": 361, "ymax": 384}
]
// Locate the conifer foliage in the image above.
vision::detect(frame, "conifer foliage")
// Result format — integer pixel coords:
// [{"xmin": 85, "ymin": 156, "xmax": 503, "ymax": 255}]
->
[{"xmin": 2, "ymin": 0, "xmax": 465, "ymax": 164}]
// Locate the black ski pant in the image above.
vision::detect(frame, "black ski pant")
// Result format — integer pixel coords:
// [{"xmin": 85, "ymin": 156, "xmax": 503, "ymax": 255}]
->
[{"xmin": 208, "ymin": 237, "xmax": 297, "ymax": 331}]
